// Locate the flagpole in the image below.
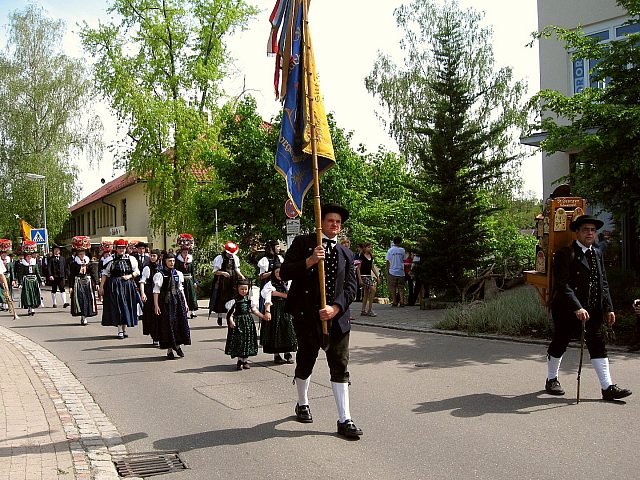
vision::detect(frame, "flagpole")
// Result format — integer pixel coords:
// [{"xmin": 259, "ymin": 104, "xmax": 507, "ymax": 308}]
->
[{"xmin": 301, "ymin": 0, "xmax": 330, "ymax": 349}]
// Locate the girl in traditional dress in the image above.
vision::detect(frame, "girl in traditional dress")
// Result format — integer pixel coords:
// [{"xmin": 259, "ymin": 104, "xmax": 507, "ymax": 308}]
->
[
  {"xmin": 99, "ymin": 238, "xmax": 140, "ymax": 339},
  {"xmin": 18, "ymin": 241, "xmax": 43, "ymax": 316},
  {"xmin": 69, "ymin": 236, "xmax": 98, "ymax": 325},
  {"xmin": 153, "ymin": 252, "xmax": 191, "ymax": 359},
  {"xmin": 175, "ymin": 234, "xmax": 199, "ymax": 319},
  {"xmin": 225, "ymin": 279, "xmax": 266, "ymax": 370},
  {"xmin": 261, "ymin": 265, "xmax": 297, "ymax": 364},
  {"xmin": 357, "ymin": 242, "xmax": 380, "ymax": 317},
  {"xmin": 209, "ymin": 241, "xmax": 245, "ymax": 326},
  {"xmin": 139, "ymin": 249, "xmax": 162, "ymax": 346}
]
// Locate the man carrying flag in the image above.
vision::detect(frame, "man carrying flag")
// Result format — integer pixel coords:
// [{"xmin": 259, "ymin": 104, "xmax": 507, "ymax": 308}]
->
[{"xmin": 270, "ymin": 0, "xmax": 363, "ymax": 439}]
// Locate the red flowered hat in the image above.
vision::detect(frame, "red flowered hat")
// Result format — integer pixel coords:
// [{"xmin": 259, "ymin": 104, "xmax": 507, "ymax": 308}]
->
[
  {"xmin": 72, "ymin": 236, "xmax": 91, "ymax": 251},
  {"xmin": 224, "ymin": 241, "xmax": 238, "ymax": 255},
  {"xmin": 0, "ymin": 239, "xmax": 12, "ymax": 253},
  {"xmin": 114, "ymin": 238, "xmax": 128, "ymax": 247},
  {"xmin": 177, "ymin": 233, "xmax": 194, "ymax": 250},
  {"xmin": 21, "ymin": 240, "xmax": 37, "ymax": 254},
  {"xmin": 100, "ymin": 240, "xmax": 113, "ymax": 252}
]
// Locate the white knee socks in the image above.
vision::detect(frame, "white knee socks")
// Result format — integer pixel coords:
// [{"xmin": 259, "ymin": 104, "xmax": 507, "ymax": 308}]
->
[
  {"xmin": 331, "ymin": 381, "xmax": 351, "ymax": 423},
  {"xmin": 591, "ymin": 358, "xmax": 612, "ymax": 389},
  {"xmin": 296, "ymin": 377, "xmax": 310, "ymax": 406},
  {"xmin": 51, "ymin": 292, "xmax": 57, "ymax": 306},
  {"xmin": 547, "ymin": 354, "xmax": 562, "ymax": 380},
  {"xmin": 61, "ymin": 292, "xmax": 67, "ymax": 304}
]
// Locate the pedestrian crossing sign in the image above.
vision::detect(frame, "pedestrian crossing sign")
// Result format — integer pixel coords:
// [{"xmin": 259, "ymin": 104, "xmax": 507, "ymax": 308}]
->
[{"xmin": 30, "ymin": 228, "xmax": 47, "ymax": 245}]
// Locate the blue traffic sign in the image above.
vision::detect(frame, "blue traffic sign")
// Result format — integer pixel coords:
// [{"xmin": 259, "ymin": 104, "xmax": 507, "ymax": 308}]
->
[{"xmin": 30, "ymin": 228, "xmax": 47, "ymax": 245}]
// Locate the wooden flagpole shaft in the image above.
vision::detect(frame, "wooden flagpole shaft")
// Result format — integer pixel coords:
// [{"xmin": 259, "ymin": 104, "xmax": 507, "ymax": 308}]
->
[{"xmin": 301, "ymin": 0, "xmax": 329, "ymax": 345}]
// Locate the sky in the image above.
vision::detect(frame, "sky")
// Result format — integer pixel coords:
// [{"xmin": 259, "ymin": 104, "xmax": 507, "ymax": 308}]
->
[{"xmin": 0, "ymin": 0, "xmax": 542, "ymax": 200}]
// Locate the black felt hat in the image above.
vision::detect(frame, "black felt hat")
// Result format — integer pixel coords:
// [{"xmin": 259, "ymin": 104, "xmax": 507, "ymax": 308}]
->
[
  {"xmin": 321, "ymin": 203, "xmax": 349, "ymax": 222},
  {"xmin": 570, "ymin": 214, "xmax": 604, "ymax": 232}
]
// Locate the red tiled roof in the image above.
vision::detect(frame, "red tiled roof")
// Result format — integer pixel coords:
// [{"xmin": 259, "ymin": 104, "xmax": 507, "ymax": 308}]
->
[
  {"xmin": 70, "ymin": 172, "xmax": 138, "ymax": 212},
  {"xmin": 69, "ymin": 164, "xmax": 213, "ymax": 213}
]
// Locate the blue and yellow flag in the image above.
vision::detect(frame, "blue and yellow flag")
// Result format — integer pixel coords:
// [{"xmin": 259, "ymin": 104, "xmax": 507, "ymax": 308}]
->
[{"xmin": 269, "ymin": 0, "xmax": 335, "ymax": 216}]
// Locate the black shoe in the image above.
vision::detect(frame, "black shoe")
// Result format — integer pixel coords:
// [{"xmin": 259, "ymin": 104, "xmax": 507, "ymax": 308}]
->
[
  {"xmin": 122, "ymin": 332, "xmax": 129, "ymax": 338},
  {"xmin": 217, "ymin": 317, "xmax": 222, "ymax": 326},
  {"xmin": 337, "ymin": 419, "xmax": 363, "ymax": 438},
  {"xmin": 175, "ymin": 347, "xmax": 184, "ymax": 358},
  {"xmin": 274, "ymin": 355, "xmax": 285, "ymax": 364},
  {"xmin": 242, "ymin": 361, "xmax": 250, "ymax": 369},
  {"xmin": 602, "ymin": 384, "xmax": 632, "ymax": 401},
  {"xmin": 545, "ymin": 377, "xmax": 565, "ymax": 396},
  {"xmin": 63, "ymin": 303, "xmax": 70, "ymax": 308},
  {"xmin": 167, "ymin": 351, "xmax": 175, "ymax": 360},
  {"xmin": 236, "ymin": 360, "xmax": 243, "ymax": 371},
  {"xmin": 190, "ymin": 313, "xmax": 197, "ymax": 319},
  {"xmin": 52, "ymin": 304, "xmax": 58, "ymax": 308},
  {"xmin": 295, "ymin": 404, "xmax": 313, "ymax": 423},
  {"xmin": 284, "ymin": 353, "xmax": 294, "ymax": 364}
]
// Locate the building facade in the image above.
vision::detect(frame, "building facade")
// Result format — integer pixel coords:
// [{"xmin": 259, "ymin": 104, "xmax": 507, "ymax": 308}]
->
[
  {"xmin": 533, "ymin": 0, "xmax": 630, "ymax": 198},
  {"xmin": 64, "ymin": 173, "xmax": 170, "ymax": 250}
]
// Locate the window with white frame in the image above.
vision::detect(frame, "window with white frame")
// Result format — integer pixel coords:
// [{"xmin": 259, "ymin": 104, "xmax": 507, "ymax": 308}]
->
[{"xmin": 572, "ymin": 20, "xmax": 640, "ymax": 94}]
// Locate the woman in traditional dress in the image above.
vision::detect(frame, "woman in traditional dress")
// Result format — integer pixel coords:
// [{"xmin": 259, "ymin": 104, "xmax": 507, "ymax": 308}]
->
[
  {"xmin": 69, "ymin": 236, "xmax": 98, "ymax": 325},
  {"xmin": 99, "ymin": 238, "xmax": 140, "ymax": 339},
  {"xmin": 257, "ymin": 240, "xmax": 284, "ymax": 314},
  {"xmin": 18, "ymin": 241, "xmax": 43, "ymax": 316},
  {"xmin": 261, "ymin": 264, "xmax": 297, "ymax": 364},
  {"xmin": 153, "ymin": 252, "xmax": 191, "ymax": 359},
  {"xmin": 0, "ymin": 239, "xmax": 14, "ymax": 312},
  {"xmin": 209, "ymin": 241, "xmax": 245, "ymax": 326},
  {"xmin": 139, "ymin": 249, "xmax": 162, "ymax": 346},
  {"xmin": 175, "ymin": 234, "xmax": 199, "ymax": 319},
  {"xmin": 225, "ymin": 279, "xmax": 266, "ymax": 370}
]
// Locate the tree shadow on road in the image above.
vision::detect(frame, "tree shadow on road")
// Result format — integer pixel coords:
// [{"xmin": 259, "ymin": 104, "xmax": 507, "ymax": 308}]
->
[
  {"xmin": 411, "ymin": 391, "xmax": 612, "ymax": 417},
  {"xmin": 153, "ymin": 417, "xmax": 334, "ymax": 452}
]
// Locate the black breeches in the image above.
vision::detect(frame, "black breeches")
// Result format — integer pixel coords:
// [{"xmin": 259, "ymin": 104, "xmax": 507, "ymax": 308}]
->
[
  {"xmin": 293, "ymin": 317, "xmax": 350, "ymax": 383},
  {"xmin": 548, "ymin": 308, "xmax": 607, "ymax": 359},
  {"xmin": 51, "ymin": 278, "xmax": 66, "ymax": 293}
]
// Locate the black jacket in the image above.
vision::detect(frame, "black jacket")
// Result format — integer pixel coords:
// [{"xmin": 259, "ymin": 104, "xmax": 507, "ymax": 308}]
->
[
  {"xmin": 551, "ymin": 241, "xmax": 613, "ymax": 315},
  {"xmin": 280, "ymin": 233, "xmax": 357, "ymax": 334}
]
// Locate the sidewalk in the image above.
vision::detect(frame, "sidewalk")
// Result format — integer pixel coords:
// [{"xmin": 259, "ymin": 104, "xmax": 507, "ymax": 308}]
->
[{"xmin": 0, "ymin": 323, "xmax": 136, "ymax": 480}]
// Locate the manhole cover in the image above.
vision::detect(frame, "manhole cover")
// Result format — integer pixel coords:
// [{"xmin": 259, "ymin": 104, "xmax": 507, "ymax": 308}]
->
[{"xmin": 114, "ymin": 452, "xmax": 187, "ymax": 477}]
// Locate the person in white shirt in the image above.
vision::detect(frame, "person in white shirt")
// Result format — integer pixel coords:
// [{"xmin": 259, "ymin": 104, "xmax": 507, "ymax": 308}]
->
[{"xmin": 385, "ymin": 236, "xmax": 406, "ymax": 307}]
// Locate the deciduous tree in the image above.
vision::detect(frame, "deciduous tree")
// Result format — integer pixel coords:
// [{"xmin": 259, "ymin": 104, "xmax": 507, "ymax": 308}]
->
[
  {"xmin": 0, "ymin": 5, "xmax": 101, "ymax": 240},
  {"xmin": 80, "ymin": 0, "xmax": 257, "ymax": 234}
]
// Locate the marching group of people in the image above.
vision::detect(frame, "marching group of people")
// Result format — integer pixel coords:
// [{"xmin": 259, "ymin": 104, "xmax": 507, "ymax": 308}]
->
[
  {"xmin": 0, "ymin": 202, "xmax": 364, "ymax": 438},
  {"xmin": 3, "ymin": 204, "xmax": 635, "ymax": 440}
]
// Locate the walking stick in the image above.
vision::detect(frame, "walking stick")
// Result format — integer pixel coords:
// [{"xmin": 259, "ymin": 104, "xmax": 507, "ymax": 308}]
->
[
  {"xmin": 302, "ymin": 0, "xmax": 330, "ymax": 351},
  {"xmin": 576, "ymin": 318, "xmax": 586, "ymax": 404},
  {"xmin": 1, "ymin": 278, "xmax": 19, "ymax": 320}
]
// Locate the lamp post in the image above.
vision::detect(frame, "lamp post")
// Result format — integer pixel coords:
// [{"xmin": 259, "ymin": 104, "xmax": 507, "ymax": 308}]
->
[{"xmin": 25, "ymin": 173, "xmax": 47, "ymax": 254}]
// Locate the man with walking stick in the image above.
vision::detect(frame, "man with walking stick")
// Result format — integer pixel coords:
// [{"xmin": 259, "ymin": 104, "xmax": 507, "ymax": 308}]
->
[{"xmin": 544, "ymin": 215, "xmax": 631, "ymax": 401}]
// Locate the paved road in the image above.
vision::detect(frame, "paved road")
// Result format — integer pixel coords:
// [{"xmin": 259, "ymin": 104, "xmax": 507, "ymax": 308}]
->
[{"xmin": 1, "ymin": 298, "xmax": 639, "ymax": 479}]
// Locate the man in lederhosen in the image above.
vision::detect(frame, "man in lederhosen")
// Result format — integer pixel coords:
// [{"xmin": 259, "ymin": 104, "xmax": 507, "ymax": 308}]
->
[
  {"xmin": 46, "ymin": 244, "xmax": 69, "ymax": 308},
  {"xmin": 545, "ymin": 214, "xmax": 632, "ymax": 401},
  {"xmin": 280, "ymin": 203, "xmax": 362, "ymax": 438}
]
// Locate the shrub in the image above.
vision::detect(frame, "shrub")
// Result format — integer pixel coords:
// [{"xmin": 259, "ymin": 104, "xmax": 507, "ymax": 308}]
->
[{"xmin": 435, "ymin": 286, "xmax": 550, "ymax": 337}]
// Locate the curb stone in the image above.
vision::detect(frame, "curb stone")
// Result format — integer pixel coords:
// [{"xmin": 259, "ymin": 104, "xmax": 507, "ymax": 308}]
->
[{"xmin": 0, "ymin": 325, "xmax": 126, "ymax": 480}]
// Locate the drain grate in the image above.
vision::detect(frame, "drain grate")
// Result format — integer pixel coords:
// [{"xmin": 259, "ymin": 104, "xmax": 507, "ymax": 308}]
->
[{"xmin": 114, "ymin": 452, "xmax": 187, "ymax": 477}]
